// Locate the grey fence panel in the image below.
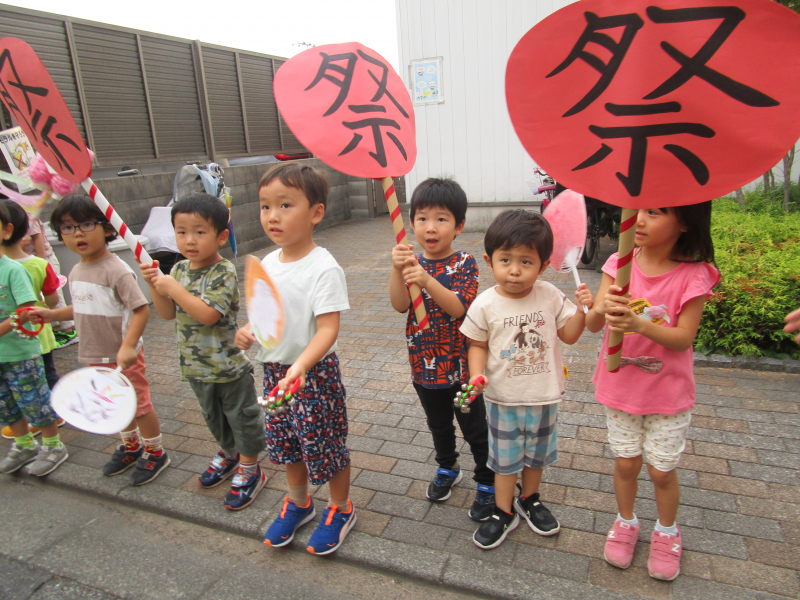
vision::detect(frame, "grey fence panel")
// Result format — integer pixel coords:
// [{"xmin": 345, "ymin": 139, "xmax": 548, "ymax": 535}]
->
[
  {"xmin": 239, "ymin": 54, "xmax": 282, "ymax": 154},
  {"xmin": 140, "ymin": 36, "xmax": 206, "ymax": 159},
  {"xmin": 0, "ymin": 9, "xmax": 86, "ymax": 142},
  {"xmin": 72, "ymin": 23, "xmax": 155, "ymax": 161},
  {"xmin": 201, "ymin": 46, "xmax": 247, "ymax": 155},
  {"xmin": 272, "ymin": 59, "xmax": 305, "ymax": 152}
]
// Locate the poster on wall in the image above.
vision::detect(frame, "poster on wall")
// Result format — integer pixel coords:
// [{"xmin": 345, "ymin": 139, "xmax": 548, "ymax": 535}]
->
[
  {"xmin": 0, "ymin": 127, "xmax": 36, "ymax": 192},
  {"xmin": 411, "ymin": 57, "xmax": 443, "ymax": 105}
]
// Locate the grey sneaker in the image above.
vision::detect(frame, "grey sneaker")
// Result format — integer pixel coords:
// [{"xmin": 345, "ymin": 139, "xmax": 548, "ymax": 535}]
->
[
  {"xmin": 25, "ymin": 443, "xmax": 68, "ymax": 476},
  {"xmin": 0, "ymin": 442, "xmax": 40, "ymax": 474}
]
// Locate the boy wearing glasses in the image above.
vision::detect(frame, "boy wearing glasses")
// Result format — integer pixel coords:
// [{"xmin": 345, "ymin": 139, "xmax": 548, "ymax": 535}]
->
[{"xmin": 32, "ymin": 194, "xmax": 170, "ymax": 485}]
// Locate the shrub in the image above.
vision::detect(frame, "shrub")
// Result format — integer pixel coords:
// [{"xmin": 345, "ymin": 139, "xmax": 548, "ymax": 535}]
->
[{"xmin": 696, "ymin": 198, "xmax": 800, "ymax": 359}]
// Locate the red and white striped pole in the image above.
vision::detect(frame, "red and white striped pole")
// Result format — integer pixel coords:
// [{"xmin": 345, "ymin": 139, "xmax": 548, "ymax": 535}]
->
[
  {"xmin": 381, "ymin": 177, "xmax": 429, "ymax": 330},
  {"xmin": 605, "ymin": 208, "xmax": 638, "ymax": 372},
  {"xmin": 82, "ymin": 179, "xmax": 162, "ymax": 275}
]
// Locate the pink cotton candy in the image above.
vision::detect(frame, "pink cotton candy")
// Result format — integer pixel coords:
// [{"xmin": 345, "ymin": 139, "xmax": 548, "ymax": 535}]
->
[
  {"xmin": 49, "ymin": 174, "xmax": 78, "ymax": 196},
  {"xmin": 28, "ymin": 154, "xmax": 52, "ymax": 186},
  {"xmin": 542, "ymin": 189, "xmax": 587, "ymax": 273}
]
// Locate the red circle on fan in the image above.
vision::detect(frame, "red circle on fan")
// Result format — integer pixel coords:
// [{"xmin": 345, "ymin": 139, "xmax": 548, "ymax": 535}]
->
[
  {"xmin": 506, "ymin": 0, "xmax": 800, "ymax": 208},
  {"xmin": 274, "ymin": 42, "xmax": 416, "ymax": 178}
]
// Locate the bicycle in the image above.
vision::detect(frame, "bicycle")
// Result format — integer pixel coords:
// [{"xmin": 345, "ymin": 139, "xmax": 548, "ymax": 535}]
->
[{"xmin": 525, "ymin": 167, "xmax": 557, "ymax": 213}]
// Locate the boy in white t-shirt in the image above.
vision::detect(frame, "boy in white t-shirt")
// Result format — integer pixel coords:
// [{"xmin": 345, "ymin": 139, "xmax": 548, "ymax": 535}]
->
[
  {"xmin": 460, "ymin": 210, "xmax": 594, "ymax": 550},
  {"xmin": 235, "ymin": 162, "xmax": 353, "ymax": 556}
]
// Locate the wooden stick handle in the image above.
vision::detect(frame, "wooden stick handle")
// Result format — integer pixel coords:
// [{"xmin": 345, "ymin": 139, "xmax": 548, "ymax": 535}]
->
[
  {"xmin": 606, "ymin": 208, "xmax": 638, "ymax": 372},
  {"xmin": 381, "ymin": 177, "xmax": 429, "ymax": 330}
]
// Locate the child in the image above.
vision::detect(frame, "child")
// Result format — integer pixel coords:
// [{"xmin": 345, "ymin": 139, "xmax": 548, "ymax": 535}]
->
[
  {"xmin": 33, "ymin": 194, "xmax": 169, "ymax": 485},
  {"xmin": 0, "ymin": 201, "xmax": 67, "ymax": 477},
  {"xmin": 389, "ymin": 178, "xmax": 496, "ymax": 521},
  {"xmin": 0, "ymin": 201, "xmax": 65, "ymax": 440},
  {"xmin": 235, "ymin": 162, "xmax": 353, "ymax": 555},
  {"xmin": 22, "ymin": 213, "xmax": 78, "ymax": 347},
  {"xmin": 140, "ymin": 192, "xmax": 264, "ymax": 510},
  {"xmin": 585, "ymin": 203, "xmax": 719, "ymax": 581},
  {"xmin": 460, "ymin": 210, "xmax": 593, "ymax": 549}
]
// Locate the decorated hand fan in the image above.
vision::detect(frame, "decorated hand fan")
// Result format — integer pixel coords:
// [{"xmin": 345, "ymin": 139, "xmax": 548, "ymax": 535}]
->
[
  {"xmin": 542, "ymin": 190, "xmax": 589, "ymax": 313},
  {"xmin": 50, "ymin": 367, "xmax": 137, "ymax": 435},
  {"xmin": 245, "ymin": 255, "xmax": 284, "ymax": 349}
]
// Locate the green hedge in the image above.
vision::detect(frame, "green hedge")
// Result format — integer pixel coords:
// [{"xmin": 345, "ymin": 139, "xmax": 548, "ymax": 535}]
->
[{"xmin": 696, "ymin": 197, "xmax": 800, "ymax": 360}]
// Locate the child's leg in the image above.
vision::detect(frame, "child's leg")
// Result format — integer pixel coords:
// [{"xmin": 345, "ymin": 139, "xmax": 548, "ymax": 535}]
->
[
  {"xmin": 413, "ymin": 383, "xmax": 461, "ymax": 471},
  {"xmin": 520, "ymin": 466, "xmax": 543, "ymax": 497},
  {"xmin": 614, "ymin": 455, "xmax": 643, "ymax": 520},
  {"xmin": 648, "ymin": 465, "xmax": 679, "ymax": 526},
  {"xmin": 453, "ymin": 392, "xmax": 493, "ymax": 485},
  {"xmin": 494, "ymin": 472, "xmax": 518, "ymax": 513},
  {"xmin": 605, "ymin": 408, "xmax": 646, "ymax": 519}
]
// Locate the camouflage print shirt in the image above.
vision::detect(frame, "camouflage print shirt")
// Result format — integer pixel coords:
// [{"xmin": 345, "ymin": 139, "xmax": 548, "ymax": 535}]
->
[{"xmin": 171, "ymin": 259, "xmax": 251, "ymax": 382}]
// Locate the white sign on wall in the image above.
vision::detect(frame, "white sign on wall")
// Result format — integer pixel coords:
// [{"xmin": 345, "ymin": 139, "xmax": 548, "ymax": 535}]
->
[
  {"xmin": 410, "ymin": 57, "xmax": 443, "ymax": 105},
  {"xmin": 0, "ymin": 127, "xmax": 36, "ymax": 193}
]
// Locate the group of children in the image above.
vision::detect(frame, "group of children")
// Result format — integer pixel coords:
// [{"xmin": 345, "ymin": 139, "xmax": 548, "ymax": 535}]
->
[{"xmin": 0, "ymin": 161, "xmax": 721, "ymax": 578}]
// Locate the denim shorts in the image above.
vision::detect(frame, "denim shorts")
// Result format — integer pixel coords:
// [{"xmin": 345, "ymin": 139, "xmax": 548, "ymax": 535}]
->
[
  {"xmin": 486, "ymin": 402, "xmax": 558, "ymax": 474},
  {"xmin": 263, "ymin": 353, "xmax": 350, "ymax": 485}
]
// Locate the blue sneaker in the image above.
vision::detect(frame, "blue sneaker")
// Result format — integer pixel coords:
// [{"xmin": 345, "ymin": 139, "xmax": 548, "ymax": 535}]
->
[
  {"xmin": 224, "ymin": 466, "xmax": 266, "ymax": 511},
  {"xmin": 307, "ymin": 501, "xmax": 357, "ymax": 555},
  {"xmin": 469, "ymin": 484, "xmax": 496, "ymax": 521},
  {"xmin": 426, "ymin": 466, "xmax": 462, "ymax": 501},
  {"xmin": 199, "ymin": 451, "xmax": 239, "ymax": 489},
  {"xmin": 264, "ymin": 496, "xmax": 316, "ymax": 547}
]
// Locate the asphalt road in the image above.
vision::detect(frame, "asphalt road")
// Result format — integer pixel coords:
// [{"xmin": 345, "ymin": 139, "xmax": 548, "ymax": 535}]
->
[{"xmin": 0, "ymin": 479, "xmax": 485, "ymax": 600}]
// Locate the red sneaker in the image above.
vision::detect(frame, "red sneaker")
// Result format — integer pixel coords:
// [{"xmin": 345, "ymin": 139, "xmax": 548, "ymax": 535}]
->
[
  {"xmin": 648, "ymin": 528, "xmax": 682, "ymax": 581},
  {"xmin": 604, "ymin": 518, "xmax": 640, "ymax": 569}
]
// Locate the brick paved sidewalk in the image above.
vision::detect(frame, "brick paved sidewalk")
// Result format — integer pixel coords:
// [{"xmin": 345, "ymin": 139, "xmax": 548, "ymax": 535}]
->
[{"xmin": 3, "ymin": 216, "xmax": 799, "ymax": 599}]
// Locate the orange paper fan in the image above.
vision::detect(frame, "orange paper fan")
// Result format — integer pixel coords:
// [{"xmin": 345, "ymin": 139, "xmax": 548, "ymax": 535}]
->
[{"xmin": 245, "ymin": 255, "xmax": 284, "ymax": 349}]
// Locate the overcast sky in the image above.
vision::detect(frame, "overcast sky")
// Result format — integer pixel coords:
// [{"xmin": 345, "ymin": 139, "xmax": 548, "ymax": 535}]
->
[{"xmin": 7, "ymin": 0, "xmax": 400, "ymax": 70}]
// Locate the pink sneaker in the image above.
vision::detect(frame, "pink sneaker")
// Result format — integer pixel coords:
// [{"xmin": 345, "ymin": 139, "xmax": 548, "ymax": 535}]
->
[
  {"xmin": 648, "ymin": 528, "xmax": 682, "ymax": 581},
  {"xmin": 604, "ymin": 518, "xmax": 640, "ymax": 569}
]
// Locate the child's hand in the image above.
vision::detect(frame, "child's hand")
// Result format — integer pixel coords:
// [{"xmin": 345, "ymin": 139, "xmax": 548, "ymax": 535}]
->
[
  {"xmin": 116, "ymin": 344, "xmax": 138, "ymax": 370},
  {"xmin": 139, "ymin": 260, "xmax": 160, "ymax": 284},
  {"xmin": 596, "ymin": 284, "xmax": 629, "ymax": 316},
  {"xmin": 402, "ymin": 257, "xmax": 431, "ymax": 288},
  {"xmin": 469, "ymin": 374, "xmax": 487, "ymax": 396},
  {"xmin": 151, "ymin": 274, "xmax": 179, "ymax": 297},
  {"xmin": 605, "ymin": 304, "xmax": 638, "ymax": 334},
  {"xmin": 575, "ymin": 283, "xmax": 594, "ymax": 310},
  {"xmin": 27, "ymin": 307, "xmax": 53, "ymax": 324},
  {"xmin": 785, "ymin": 307, "xmax": 800, "ymax": 343},
  {"xmin": 279, "ymin": 362, "xmax": 306, "ymax": 392},
  {"xmin": 235, "ymin": 323, "xmax": 256, "ymax": 350},
  {"xmin": 391, "ymin": 243, "xmax": 414, "ymax": 271}
]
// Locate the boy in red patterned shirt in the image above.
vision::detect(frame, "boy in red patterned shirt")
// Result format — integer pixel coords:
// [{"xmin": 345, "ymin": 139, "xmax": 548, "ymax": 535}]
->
[{"xmin": 389, "ymin": 178, "xmax": 494, "ymax": 521}]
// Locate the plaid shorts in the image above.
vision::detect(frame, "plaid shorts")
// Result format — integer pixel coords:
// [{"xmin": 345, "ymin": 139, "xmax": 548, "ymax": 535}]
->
[
  {"xmin": 487, "ymin": 402, "xmax": 558, "ymax": 474},
  {"xmin": 263, "ymin": 353, "xmax": 350, "ymax": 485},
  {"xmin": 0, "ymin": 357, "xmax": 58, "ymax": 428}
]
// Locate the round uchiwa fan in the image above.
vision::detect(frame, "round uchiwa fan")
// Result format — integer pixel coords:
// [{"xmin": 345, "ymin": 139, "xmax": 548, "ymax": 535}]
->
[
  {"xmin": 245, "ymin": 255, "xmax": 284, "ymax": 349},
  {"xmin": 542, "ymin": 189, "xmax": 588, "ymax": 313},
  {"xmin": 50, "ymin": 367, "xmax": 137, "ymax": 435}
]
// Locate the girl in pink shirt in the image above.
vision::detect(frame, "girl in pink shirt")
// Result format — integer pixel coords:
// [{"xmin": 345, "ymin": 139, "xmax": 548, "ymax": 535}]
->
[{"xmin": 585, "ymin": 202, "xmax": 719, "ymax": 582}]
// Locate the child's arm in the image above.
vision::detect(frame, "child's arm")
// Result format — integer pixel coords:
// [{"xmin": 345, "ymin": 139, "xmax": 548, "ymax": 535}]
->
[
  {"xmin": 402, "ymin": 256, "xmax": 467, "ymax": 318},
  {"xmin": 558, "ymin": 284, "xmax": 594, "ymax": 344},
  {"xmin": 44, "ymin": 293, "xmax": 59, "ymax": 309},
  {"xmin": 467, "ymin": 339, "xmax": 489, "ymax": 395},
  {"xmin": 28, "ymin": 305, "xmax": 74, "ymax": 323},
  {"xmin": 0, "ymin": 301, "xmax": 35, "ymax": 338},
  {"xmin": 279, "ymin": 311, "xmax": 340, "ymax": 390},
  {"xmin": 117, "ymin": 304, "xmax": 149, "ymax": 369},
  {"xmin": 603, "ymin": 284, "xmax": 706, "ymax": 352},
  {"xmin": 785, "ymin": 307, "xmax": 800, "ymax": 343},
  {"xmin": 585, "ymin": 273, "xmax": 615, "ymax": 333},
  {"xmin": 31, "ymin": 232, "xmax": 47, "ymax": 259},
  {"xmin": 389, "ymin": 243, "xmax": 412, "ymax": 313},
  {"xmin": 140, "ymin": 261, "xmax": 177, "ymax": 321}
]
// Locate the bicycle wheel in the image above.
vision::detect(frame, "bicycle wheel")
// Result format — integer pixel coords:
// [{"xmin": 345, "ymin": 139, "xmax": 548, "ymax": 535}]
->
[{"xmin": 582, "ymin": 209, "xmax": 598, "ymax": 264}]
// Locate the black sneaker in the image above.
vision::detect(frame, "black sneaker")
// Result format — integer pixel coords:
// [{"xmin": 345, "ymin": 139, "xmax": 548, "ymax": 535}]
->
[
  {"xmin": 199, "ymin": 451, "xmax": 240, "ymax": 488},
  {"xmin": 102, "ymin": 444, "xmax": 143, "ymax": 476},
  {"xmin": 473, "ymin": 506, "xmax": 519, "ymax": 549},
  {"xmin": 130, "ymin": 451, "xmax": 171, "ymax": 486},
  {"xmin": 514, "ymin": 491, "xmax": 560, "ymax": 536},
  {"xmin": 426, "ymin": 466, "xmax": 462, "ymax": 502},
  {"xmin": 468, "ymin": 483, "xmax": 496, "ymax": 521}
]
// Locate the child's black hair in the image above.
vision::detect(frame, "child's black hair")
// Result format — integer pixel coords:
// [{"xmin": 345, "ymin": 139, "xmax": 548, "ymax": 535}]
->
[
  {"xmin": 664, "ymin": 201, "xmax": 715, "ymax": 264},
  {"xmin": 0, "ymin": 201, "xmax": 9, "ymax": 232},
  {"xmin": 258, "ymin": 162, "xmax": 329, "ymax": 208},
  {"xmin": 170, "ymin": 192, "xmax": 230, "ymax": 235},
  {"xmin": 1, "ymin": 200, "xmax": 28, "ymax": 246},
  {"xmin": 484, "ymin": 209, "xmax": 553, "ymax": 264},
  {"xmin": 409, "ymin": 178, "xmax": 467, "ymax": 226},
  {"xmin": 50, "ymin": 194, "xmax": 117, "ymax": 243}
]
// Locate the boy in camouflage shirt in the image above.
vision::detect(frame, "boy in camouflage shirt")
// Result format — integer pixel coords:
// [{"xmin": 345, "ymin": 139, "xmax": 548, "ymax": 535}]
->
[{"xmin": 141, "ymin": 193, "xmax": 266, "ymax": 511}]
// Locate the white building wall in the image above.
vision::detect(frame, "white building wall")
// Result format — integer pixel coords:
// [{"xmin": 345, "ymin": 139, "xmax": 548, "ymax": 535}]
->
[{"xmin": 396, "ymin": 0, "xmax": 575, "ymax": 210}]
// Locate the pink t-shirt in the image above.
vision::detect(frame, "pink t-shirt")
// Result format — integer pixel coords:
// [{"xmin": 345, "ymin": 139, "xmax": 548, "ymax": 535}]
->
[
  {"xmin": 593, "ymin": 253, "xmax": 720, "ymax": 416},
  {"xmin": 22, "ymin": 216, "xmax": 53, "ymax": 258}
]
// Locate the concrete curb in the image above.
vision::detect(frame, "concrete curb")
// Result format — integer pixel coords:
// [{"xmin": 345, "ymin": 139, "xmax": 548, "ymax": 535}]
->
[
  {"xmin": 9, "ymin": 464, "xmax": 646, "ymax": 600},
  {"xmin": 694, "ymin": 353, "xmax": 800, "ymax": 374}
]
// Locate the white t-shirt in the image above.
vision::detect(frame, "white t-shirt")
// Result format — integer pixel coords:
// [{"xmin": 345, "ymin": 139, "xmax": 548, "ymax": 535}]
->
[
  {"xmin": 254, "ymin": 246, "xmax": 349, "ymax": 366},
  {"xmin": 460, "ymin": 282, "xmax": 577, "ymax": 406}
]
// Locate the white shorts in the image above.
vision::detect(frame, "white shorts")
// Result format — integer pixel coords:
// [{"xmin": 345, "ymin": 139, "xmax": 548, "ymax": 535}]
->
[{"xmin": 605, "ymin": 407, "xmax": 692, "ymax": 472}]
